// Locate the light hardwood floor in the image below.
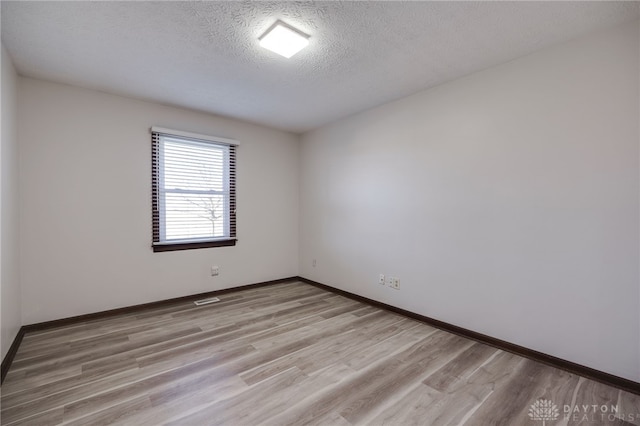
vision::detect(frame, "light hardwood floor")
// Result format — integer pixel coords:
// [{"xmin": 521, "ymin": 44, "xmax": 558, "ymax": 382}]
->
[{"xmin": 1, "ymin": 281, "xmax": 639, "ymax": 425}]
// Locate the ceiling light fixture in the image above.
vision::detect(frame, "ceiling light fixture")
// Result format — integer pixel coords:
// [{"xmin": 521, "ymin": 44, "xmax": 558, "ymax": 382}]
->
[{"xmin": 259, "ymin": 21, "xmax": 309, "ymax": 59}]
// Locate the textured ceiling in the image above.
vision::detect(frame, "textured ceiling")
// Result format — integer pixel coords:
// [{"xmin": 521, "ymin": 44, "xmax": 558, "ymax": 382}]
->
[{"xmin": 2, "ymin": 1, "xmax": 638, "ymax": 133}]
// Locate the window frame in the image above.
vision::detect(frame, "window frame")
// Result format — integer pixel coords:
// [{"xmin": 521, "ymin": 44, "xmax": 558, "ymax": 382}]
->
[{"xmin": 151, "ymin": 127, "xmax": 237, "ymax": 252}]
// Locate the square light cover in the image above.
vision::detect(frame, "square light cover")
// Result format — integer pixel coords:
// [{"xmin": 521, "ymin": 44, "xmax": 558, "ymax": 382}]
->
[{"xmin": 259, "ymin": 21, "xmax": 309, "ymax": 59}]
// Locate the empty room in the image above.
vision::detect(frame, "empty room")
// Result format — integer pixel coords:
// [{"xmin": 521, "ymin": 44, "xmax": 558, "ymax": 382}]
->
[{"xmin": 1, "ymin": 1, "xmax": 639, "ymax": 425}]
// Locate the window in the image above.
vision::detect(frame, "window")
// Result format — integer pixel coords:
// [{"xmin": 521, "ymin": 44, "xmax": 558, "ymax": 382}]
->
[{"xmin": 151, "ymin": 127, "xmax": 237, "ymax": 252}]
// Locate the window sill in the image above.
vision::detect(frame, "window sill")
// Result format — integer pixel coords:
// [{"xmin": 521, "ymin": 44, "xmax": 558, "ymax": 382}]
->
[{"xmin": 152, "ymin": 239, "xmax": 237, "ymax": 252}]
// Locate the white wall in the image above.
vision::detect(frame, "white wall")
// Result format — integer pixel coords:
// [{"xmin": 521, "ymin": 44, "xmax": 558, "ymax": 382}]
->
[
  {"xmin": 1, "ymin": 44, "xmax": 21, "ymax": 360},
  {"xmin": 300, "ymin": 21, "xmax": 640, "ymax": 381},
  {"xmin": 19, "ymin": 78, "xmax": 299, "ymax": 324}
]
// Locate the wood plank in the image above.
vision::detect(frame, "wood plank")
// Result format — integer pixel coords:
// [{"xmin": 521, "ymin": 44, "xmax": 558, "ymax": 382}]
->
[{"xmin": 1, "ymin": 281, "xmax": 637, "ymax": 426}]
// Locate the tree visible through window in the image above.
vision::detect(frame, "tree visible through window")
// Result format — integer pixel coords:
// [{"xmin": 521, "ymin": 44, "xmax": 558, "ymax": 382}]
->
[{"xmin": 151, "ymin": 128, "xmax": 237, "ymax": 252}]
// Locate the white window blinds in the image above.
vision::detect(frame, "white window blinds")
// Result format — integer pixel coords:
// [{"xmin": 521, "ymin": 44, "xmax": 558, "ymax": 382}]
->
[{"xmin": 152, "ymin": 128, "xmax": 237, "ymax": 251}]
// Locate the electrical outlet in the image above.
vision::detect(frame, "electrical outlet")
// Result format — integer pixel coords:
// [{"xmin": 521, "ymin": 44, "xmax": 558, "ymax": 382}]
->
[
  {"xmin": 379, "ymin": 274, "xmax": 385, "ymax": 285},
  {"xmin": 211, "ymin": 266, "xmax": 220, "ymax": 276},
  {"xmin": 387, "ymin": 276, "xmax": 400, "ymax": 289},
  {"xmin": 391, "ymin": 277, "xmax": 400, "ymax": 289}
]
